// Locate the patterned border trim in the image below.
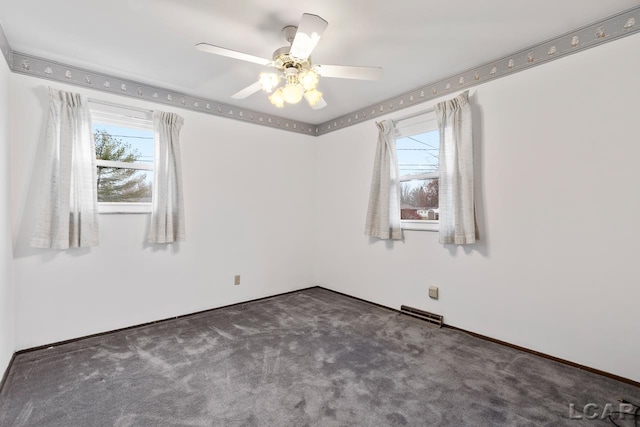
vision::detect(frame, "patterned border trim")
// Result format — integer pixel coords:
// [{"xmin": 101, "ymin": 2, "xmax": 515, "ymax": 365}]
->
[
  {"xmin": 1, "ymin": 6, "xmax": 639, "ymax": 137},
  {"xmin": 0, "ymin": 21, "xmax": 11, "ymax": 68},
  {"xmin": 315, "ymin": 6, "xmax": 640, "ymax": 136},
  {"xmin": 10, "ymin": 52, "xmax": 317, "ymax": 135}
]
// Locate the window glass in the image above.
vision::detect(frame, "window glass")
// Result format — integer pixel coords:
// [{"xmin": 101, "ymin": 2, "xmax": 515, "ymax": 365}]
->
[
  {"xmin": 93, "ymin": 124, "xmax": 154, "ymax": 203},
  {"xmin": 90, "ymin": 102, "xmax": 154, "ymax": 213},
  {"xmin": 396, "ymin": 116, "xmax": 440, "ymax": 225}
]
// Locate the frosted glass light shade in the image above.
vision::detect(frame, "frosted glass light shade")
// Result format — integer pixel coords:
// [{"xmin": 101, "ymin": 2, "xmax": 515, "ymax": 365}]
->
[
  {"xmin": 304, "ymin": 88, "xmax": 323, "ymax": 106},
  {"xmin": 299, "ymin": 70, "xmax": 319, "ymax": 91},
  {"xmin": 259, "ymin": 72, "xmax": 280, "ymax": 92},
  {"xmin": 269, "ymin": 88, "xmax": 285, "ymax": 108},
  {"xmin": 282, "ymin": 84, "xmax": 303, "ymax": 104}
]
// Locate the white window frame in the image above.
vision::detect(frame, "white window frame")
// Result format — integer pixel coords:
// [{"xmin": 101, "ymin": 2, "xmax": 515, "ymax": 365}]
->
[
  {"xmin": 90, "ymin": 101, "xmax": 154, "ymax": 214},
  {"xmin": 394, "ymin": 110, "xmax": 440, "ymax": 232}
]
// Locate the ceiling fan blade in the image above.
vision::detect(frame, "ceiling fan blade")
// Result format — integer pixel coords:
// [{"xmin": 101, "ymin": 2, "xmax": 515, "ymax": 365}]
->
[
  {"xmin": 196, "ymin": 43, "xmax": 271, "ymax": 66},
  {"xmin": 309, "ymin": 96, "xmax": 327, "ymax": 110},
  {"xmin": 314, "ymin": 64, "xmax": 383, "ymax": 81},
  {"xmin": 289, "ymin": 14, "xmax": 328, "ymax": 60},
  {"xmin": 231, "ymin": 81, "xmax": 263, "ymax": 99}
]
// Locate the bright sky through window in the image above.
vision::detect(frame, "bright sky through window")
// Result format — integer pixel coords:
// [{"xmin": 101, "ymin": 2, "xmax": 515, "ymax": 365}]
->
[
  {"xmin": 396, "ymin": 129, "xmax": 439, "ymax": 186},
  {"xmin": 93, "ymin": 122, "xmax": 154, "ymax": 164}
]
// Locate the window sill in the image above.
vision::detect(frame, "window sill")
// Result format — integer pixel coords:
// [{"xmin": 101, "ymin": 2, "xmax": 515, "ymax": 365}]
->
[
  {"xmin": 401, "ymin": 220, "xmax": 439, "ymax": 232},
  {"xmin": 98, "ymin": 202, "xmax": 151, "ymax": 214}
]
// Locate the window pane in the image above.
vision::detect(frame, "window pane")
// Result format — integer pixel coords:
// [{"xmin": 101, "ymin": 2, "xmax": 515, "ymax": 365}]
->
[
  {"xmin": 96, "ymin": 167, "xmax": 153, "ymax": 203},
  {"xmin": 93, "ymin": 123, "xmax": 154, "ymax": 166},
  {"xmin": 400, "ymin": 178, "xmax": 439, "ymax": 220},
  {"xmin": 396, "ymin": 129, "xmax": 439, "ymax": 177},
  {"xmin": 92, "ymin": 119, "xmax": 154, "ymax": 205}
]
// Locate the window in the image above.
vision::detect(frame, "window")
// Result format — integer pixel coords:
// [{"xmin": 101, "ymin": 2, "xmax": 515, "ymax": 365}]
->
[
  {"xmin": 90, "ymin": 102, "xmax": 154, "ymax": 213},
  {"xmin": 394, "ymin": 111, "xmax": 440, "ymax": 231}
]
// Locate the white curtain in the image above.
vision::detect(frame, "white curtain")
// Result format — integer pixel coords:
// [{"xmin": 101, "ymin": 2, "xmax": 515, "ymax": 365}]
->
[
  {"xmin": 149, "ymin": 111, "xmax": 185, "ymax": 243},
  {"xmin": 365, "ymin": 119, "xmax": 402, "ymax": 240},
  {"xmin": 435, "ymin": 91, "xmax": 476, "ymax": 244},
  {"xmin": 31, "ymin": 88, "xmax": 99, "ymax": 249}
]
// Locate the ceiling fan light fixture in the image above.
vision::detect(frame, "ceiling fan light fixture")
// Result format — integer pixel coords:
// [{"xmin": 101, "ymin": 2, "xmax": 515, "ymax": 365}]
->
[
  {"xmin": 304, "ymin": 88, "xmax": 323, "ymax": 106},
  {"xmin": 259, "ymin": 72, "xmax": 280, "ymax": 92},
  {"xmin": 269, "ymin": 88, "xmax": 285, "ymax": 108},
  {"xmin": 299, "ymin": 69, "xmax": 319, "ymax": 91},
  {"xmin": 281, "ymin": 83, "xmax": 303, "ymax": 104},
  {"xmin": 198, "ymin": 13, "xmax": 381, "ymax": 111}
]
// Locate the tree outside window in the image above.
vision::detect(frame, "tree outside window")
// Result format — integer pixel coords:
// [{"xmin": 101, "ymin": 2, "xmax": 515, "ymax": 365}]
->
[{"xmin": 94, "ymin": 129, "xmax": 152, "ymax": 203}]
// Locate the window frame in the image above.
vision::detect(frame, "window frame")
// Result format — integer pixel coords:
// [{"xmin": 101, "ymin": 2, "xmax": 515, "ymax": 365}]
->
[
  {"xmin": 89, "ymin": 101, "xmax": 155, "ymax": 214},
  {"xmin": 394, "ymin": 110, "xmax": 440, "ymax": 232}
]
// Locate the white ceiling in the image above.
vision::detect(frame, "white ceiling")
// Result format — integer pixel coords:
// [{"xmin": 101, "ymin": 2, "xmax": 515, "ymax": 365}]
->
[{"xmin": 0, "ymin": 1, "xmax": 638, "ymax": 124}]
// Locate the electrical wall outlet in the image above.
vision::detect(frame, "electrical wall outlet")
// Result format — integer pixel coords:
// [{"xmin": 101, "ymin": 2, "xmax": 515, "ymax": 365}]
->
[
  {"xmin": 234, "ymin": 275, "xmax": 241, "ymax": 286},
  {"xmin": 429, "ymin": 286, "xmax": 439, "ymax": 300}
]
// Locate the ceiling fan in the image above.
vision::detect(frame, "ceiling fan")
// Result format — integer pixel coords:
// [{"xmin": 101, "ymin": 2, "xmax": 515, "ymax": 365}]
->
[{"xmin": 196, "ymin": 13, "xmax": 383, "ymax": 110}]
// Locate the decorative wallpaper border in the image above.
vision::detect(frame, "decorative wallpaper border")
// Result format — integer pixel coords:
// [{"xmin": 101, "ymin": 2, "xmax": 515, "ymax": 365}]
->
[
  {"xmin": 315, "ymin": 6, "xmax": 640, "ymax": 136},
  {"xmin": 10, "ymin": 53, "xmax": 316, "ymax": 135},
  {"xmin": 0, "ymin": 21, "xmax": 11, "ymax": 68},
  {"xmin": 1, "ymin": 5, "xmax": 640, "ymax": 136}
]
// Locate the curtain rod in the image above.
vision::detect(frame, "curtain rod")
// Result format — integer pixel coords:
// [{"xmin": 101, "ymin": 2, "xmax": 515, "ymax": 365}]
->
[
  {"xmin": 88, "ymin": 98, "xmax": 152, "ymax": 115},
  {"xmin": 392, "ymin": 107, "xmax": 435, "ymax": 124}
]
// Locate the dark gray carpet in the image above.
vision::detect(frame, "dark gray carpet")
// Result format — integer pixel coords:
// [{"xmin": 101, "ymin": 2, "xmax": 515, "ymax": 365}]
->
[{"xmin": 0, "ymin": 288, "xmax": 638, "ymax": 426}]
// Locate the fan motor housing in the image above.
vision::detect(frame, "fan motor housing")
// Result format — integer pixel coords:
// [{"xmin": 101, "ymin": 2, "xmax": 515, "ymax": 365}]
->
[{"xmin": 272, "ymin": 46, "xmax": 311, "ymax": 71}]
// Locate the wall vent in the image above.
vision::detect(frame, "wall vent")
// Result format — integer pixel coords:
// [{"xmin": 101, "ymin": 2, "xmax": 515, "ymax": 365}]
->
[{"xmin": 400, "ymin": 305, "xmax": 443, "ymax": 328}]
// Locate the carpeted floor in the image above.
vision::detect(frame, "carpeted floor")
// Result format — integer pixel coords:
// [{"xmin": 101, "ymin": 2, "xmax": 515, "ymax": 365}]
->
[{"xmin": 0, "ymin": 287, "xmax": 638, "ymax": 426}]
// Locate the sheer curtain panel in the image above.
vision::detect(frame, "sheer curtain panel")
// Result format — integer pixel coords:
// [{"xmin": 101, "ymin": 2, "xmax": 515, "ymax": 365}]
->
[
  {"xmin": 149, "ymin": 111, "xmax": 186, "ymax": 243},
  {"xmin": 31, "ymin": 88, "xmax": 99, "ymax": 249},
  {"xmin": 365, "ymin": 119, "xmax": 402, "ymax": 240},
  {"xmin": 435, "ymin": 91, "xmax": 476, "ymax": 244}
]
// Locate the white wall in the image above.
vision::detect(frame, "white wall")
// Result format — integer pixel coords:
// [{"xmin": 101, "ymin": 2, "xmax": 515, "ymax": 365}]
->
[
  {"xmin": 5, "ymin": 31, "xmax": 640, "ymax": 384},
  {"xmin": 10, "ymin": 74, "xmax": 317, "ymax": 349},
  {"xmin": 0, "ymin": 53, "xmax": 14, "ymax": 374},
  {"xmin": 315, "ymin": 33, "xmax": 640, "ymax": 382}
]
